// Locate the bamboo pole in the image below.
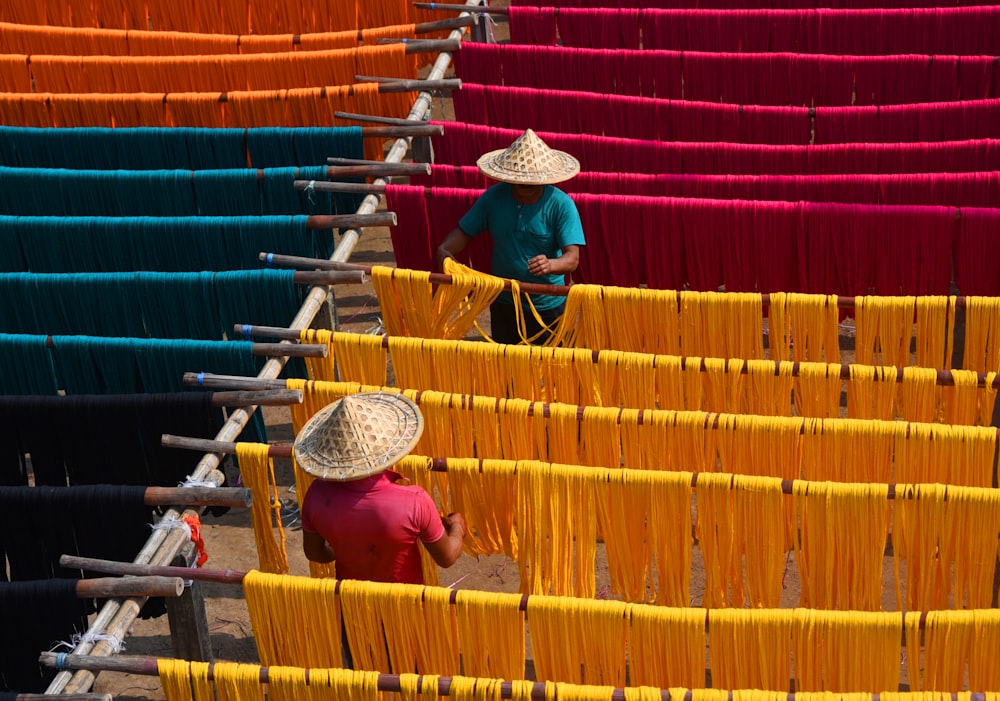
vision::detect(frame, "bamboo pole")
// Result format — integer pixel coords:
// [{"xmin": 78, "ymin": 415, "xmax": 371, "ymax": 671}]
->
[
  {"xmin": 45, "ymin": 7, "xmax": 473, "ymax": 695},
  {"xmin": 38, "ymin": 653, "xmax": 963, "ymax": 700},
  {"xmin": 210, "ymin": 389, "xmax": 302, "ymax": 407},
  {"xmin": 251, "ymin": 343, "xmax": 326, "ymax": 358},
  {"xmin": 75, "ymin": 577, "xmax": 185, "ymax": 599},
  {"xmin": 324, "ymin": 163, "xmax": 430, "ymax": 177},
  {"xmin": 259, "ymin": 252, "xmax": 369, "ymax": 271},
  {"xmin": 413, "ymin": 2, "xmax": 508, "ymax": 14},
  {"xmin": 295, "ymin": 212, "xmax": 396, "ymax": 228},
  {"xmin": 60, "ymin": 555, "xmax": 247, "ymax": 585}
]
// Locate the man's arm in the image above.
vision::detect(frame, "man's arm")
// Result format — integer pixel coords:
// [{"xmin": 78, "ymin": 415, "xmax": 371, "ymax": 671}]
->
[
  {"xmin": 526, "ymin": 244, "xmax": 580, "ymax": 277},
  {"xmin": 302, "ymin": 531, "xmax": 336, "ymax": 564},
  {"xmin": 422, "ymin": 512, "xmax": 467, "ymax": 568},
  {"xmin": 435, "ymin": 227, "xmax": 473, "ymax": 271}
]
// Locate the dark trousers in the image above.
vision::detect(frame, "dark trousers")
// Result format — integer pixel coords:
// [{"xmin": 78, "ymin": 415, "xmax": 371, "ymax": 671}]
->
[{"xmin": 489, "ymin": 301, "xmax": 565, "ymax": 346}]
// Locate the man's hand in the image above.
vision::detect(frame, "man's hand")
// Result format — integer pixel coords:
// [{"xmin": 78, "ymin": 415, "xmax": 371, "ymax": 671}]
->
[
  {"xmin": 442, "ymin": 512, "xmax": 467, "ymax": 539},
  {"xmin": 526, "ymin": 254, "xmax": 554, "ymax": 276}
]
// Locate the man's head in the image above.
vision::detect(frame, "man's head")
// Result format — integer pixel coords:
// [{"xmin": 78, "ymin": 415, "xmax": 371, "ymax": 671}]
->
[
  {"xmin": 477, "ymin": 128, "xmax": 580, "ymax": 186},
  {"xmin": 292, "ymin": 392, "xmax": 424, "ymax": 481}
]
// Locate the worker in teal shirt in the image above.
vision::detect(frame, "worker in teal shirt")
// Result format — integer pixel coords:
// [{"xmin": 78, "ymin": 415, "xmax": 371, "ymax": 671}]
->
[{"xmin": 435, "ymin": 129, "xmax": 585, "ymax": 345}]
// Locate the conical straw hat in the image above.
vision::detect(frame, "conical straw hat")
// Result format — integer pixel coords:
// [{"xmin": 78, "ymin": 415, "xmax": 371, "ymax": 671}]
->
[
  {"xmin": 292, "ymin": 392, "xmax": 424, "ymax": 481},
  {"xmin": 477, "ymin": 129, "xmax": 580, "ymax": 185}
]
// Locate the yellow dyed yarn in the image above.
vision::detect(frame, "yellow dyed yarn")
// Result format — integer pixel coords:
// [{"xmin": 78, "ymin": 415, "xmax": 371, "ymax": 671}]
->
[
  {"xmin": 733, "ymin": 475, "xmax": 786, "ymax": 607},
  {"xmin": 298, "ymin": 329, "xmax": 387, "ymax": 385},
  {"xmin": 158, "ymin": 659, "xmax": 212, "ymax": 701},
  {"xmin": 652, "ymin": 354, "xmax": 686, "ymax": 411},
  {"xmin": 793, "ymin": 362, "xmax": 842, "ymax": 418},
  {"xmin": 687, "ymin": 691, "xmax": 731, "ymax": 701},
  {"xmin": 914, "ymin": 296, "xmax": 956, "ymax": 369},
  {"xmin": 454, "ymin": 590, "xmax": 525, "ymax": 681},
  {"xmin": 768, "ymin": 292, "xmax": 841, "ymax": 363},
  {"xmin": 624, "ymin": 687, "xmax": 669, "ymax": 701},
  {"xmin": 892, "ymin": 483, "xmax": 951, "ymax": 612},
  {"xmin": 846, "ymin": 364, "xmax": 898, "ymax": 420},
  {"xmin": 546, "ymin": 401, "xmax": 583, "ymax": 466},
  {"xmin": 899, "ymin": 367, "xmax": 940, "ymax": 424},
  {"xmin": 744, "ymin": 358, "xmax": 795, "ymax": 416},
  {"xmin": 213, "ymin": 662, "xmax": 265, "ymax": 701},
  {"xmin": 695, "ymin": 472, "xmax": 741, "ymax": 608},
  {"xmin": 679, "ymin": 291, "xmax": 764, "ymax": 360},
  {"xmin": 617, "ymin": 351, "xmax": 659, "ymax": 410},
  {"xmin": 597, "ymin": 468, "xmax": 693, "ymax": 604},
  {"xmin": 893, "ymin": 423, "xmax": 996, "ymax": 487},
  {"xmin": 266, "ymin": 667, "xmax": 326, "ymax": 701},
  {"xmin": 794, "ymin": 610, "xmax": 901, "ymax": 692},
  {"xmin": 708, "ymin": 608, "xmax": 793, "ymax": 691},
  {"xmin": 792, "ymin": 481, "xmax": 889, "ymax": 611},
  {"xmin": 234, "ymin": 442, "xmax": 288, "ymax": 575},
  {"xmin": 941, "ymin": 368, "xmax": 981, "ymax": 425},
  {"xmin": 515, "ymin": 462, "xmax": 597, "ymax": 598},
  {"xmin": 626, "ymin": 606, "xmax": 705, "ymax": 689},
  {"xmin": 553, "ymin": 682, "xmax": 615, "ymax": 701},
  {"xmin": 854, "ymin": 296, "xmax": 916, "ymax": 368},
  {"xmin": 962, "ymin": 296, "xmax": 1000, "ymax": 373},
  {"xmin": 527, "ymin": 596, "xmax": 628, "ymax": 686},
  {"xmin": 800, "ymin": 417, "xmax": 896, "ymax": 484},
  {"xmin": 948, "ymin": 486, "xmax": 1000, "ymax": 609},
  {"xmin": 243, "ymin": 570, "xmax": 343, "ymax": 668},
  {"xmin": 916, "ymin": 610, "xmax": 975, "ymax": 692},
  {"xmin": 439, "ymin": 258, "xmax": 506, "ymax": 340}
]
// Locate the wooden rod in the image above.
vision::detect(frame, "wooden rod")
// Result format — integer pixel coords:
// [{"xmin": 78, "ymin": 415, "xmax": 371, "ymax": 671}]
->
[
  {"xmin": 172, "ymin": 376, "xmax": 1000, "ymax": 440},
  {"xmin": 333, "ymin": 113, "xmax": 418, "ymax": 127},
  {"xmin": 251, "ymin": 343, "xmax": 326, "ymax": 358},
  {"xmin": 293, "ymin": 270, "xmax": 367, "ymax": 284},
  {"xmin": 60, "ymin": 555, "xmax": 247, "ymax": 585},
  {"xmin": 17, "ymin": 694, "xmax": 112, "ymax": 701},
  {"xmin": 295, "ymin": 179, "xmax": 393, "ymax": 195},
  {"xmin": 376, "ymin": 38, "xmax": 460, "ymax": 53},
  {"xmin": 210, "ymin": 389, "xmax": 303, "ymax": 407},
  {"xmin": 75, "ymin": 576, "xmax": 185, "ymax": 599},
  {"xmin": 259, "ymin": 252, "xmax": 570, "ymax": 295},
  {"xmin": 372, "ymin": 78, "xmax": 461, "ymax": 93},
  {"xmin": 358, "ymin": 124, "xmax": 444, "ymax": 137},
  {"xmin": 414, "ymin": 15, "xmax": 477, "ymax": 33},
  {"xmin": 260, "ymin": 252, "xmax": 988, "ymax": 312},
  {"xmin": 143, "ymin": 486, "xmax": 252, "ymax": 509},
  {"xmin": 161, "ymin": 434, "xmax": 928, "ymax": 501},
  {"xmin": 183, "ymin": 372, "xmax": 288, "ymax": 390},
  {"xmin": 300, "ymin": 181, "xmax": 387, "ymax": 195},
  {"xmin": 413, "ymin": 2, "xmax": 508, "ymax": 14},
  {"xmin": 325, "ymin": 163, "xmax": 430, "ymax": 177},
  {"xmin": 292, "ymin": 211, "xmax": 396, "ymax": 228},
  {"xmin": 39, "ymin": 653, "xmax": 968, "ymax": 700},
  {"xmin": 234, "ymin": 324, "xmax": 302, "ymax": 341},
  {"xmin": 226, "ymin": 330, "xmax": 1000, "ymax": 391},
  {"xmin": 259, "ymin": 252, "xmax": 368, "ymax": 272}
]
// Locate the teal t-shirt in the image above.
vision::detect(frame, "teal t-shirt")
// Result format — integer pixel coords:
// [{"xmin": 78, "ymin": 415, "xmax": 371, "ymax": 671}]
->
[{"xmin": 458, "ymin": 183, "xmax": 586, "ymax": 311}]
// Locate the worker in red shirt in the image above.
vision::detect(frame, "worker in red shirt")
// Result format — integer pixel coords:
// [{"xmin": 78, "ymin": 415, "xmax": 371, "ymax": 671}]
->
[{"xmin": 295, "ymin": 391, "xmax": 466, "ymax": 584}]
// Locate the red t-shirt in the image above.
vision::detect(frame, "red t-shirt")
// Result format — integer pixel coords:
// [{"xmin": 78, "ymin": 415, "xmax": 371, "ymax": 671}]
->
[{"xmin": 300, "ymin": 470, "xmax": 444, "ymax": 584}]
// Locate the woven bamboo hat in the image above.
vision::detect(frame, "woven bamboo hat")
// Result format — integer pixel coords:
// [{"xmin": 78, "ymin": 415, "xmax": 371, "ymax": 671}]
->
[
  {"xmin": 292, "ymin": 392, "xmax": 424, "ymax": 481},
  {"xmin": 477, "ymin": 129, "xmax": 580, "ymax": 185}
]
